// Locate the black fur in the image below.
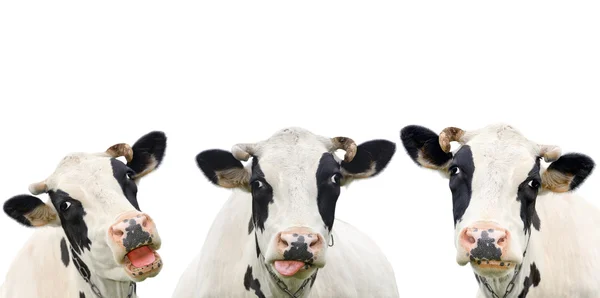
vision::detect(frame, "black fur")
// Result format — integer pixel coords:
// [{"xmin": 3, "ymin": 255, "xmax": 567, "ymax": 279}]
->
[
  {"xmin": 111, "ymin": 158, "xmax": 140, "ymax": 210},
  {"xmin": 316, "ymin": 153, "xmax": 341, "ymax": 231},
  {"xmin": 518, "ymin": 263, "xmax": 541, "ymax": 298},
  {"xmin": 60, "ymin": 238, "xmax": 70, "ymax": 267},
  {"xmin": 79, "ymin": 292, "xmax": 85, "ymax": 298},
  {"xmin": 196, "ymin": 149, "xmax": 245, "ymax": 186},
  {"xmin": 3, "ymin": 195, "xmax": 45, "ymax": 227},
  {"xmin": 122, "ymin": 219, "xmax": 152, "ymax": 252},
  {"xmin": 547, "ymin": 153, "xmax": 595, "ymax": 191},
  {"xmin": 469, "ymin": 231, "xmax": 502, "ymax": 261},
  {"xmin": 49, "ymin": 190, "xmax": 91, "ymax": 254},
  {"xmin": 250, "ymin": 158, "xmax": 273, "ymax": 233},
  {"xmin": 517, "ymin": 158, "xmax": 542, "ymax": 234},
  {"xmin": 244, "ymin": 266, "xmax": 266, "ymax": 298},
  {"xmin": 400, "ymin": 125, "xmax": 452, "ymax": 167},
  {"xmin": 127, "ymin": 131, "xmax": 167, "ymax": 175},
  {"xmin": 449, "ymin": 146, "xmax": 475, "ymax": 226},
  {"xmin": 283, "ymin": 235, "xmax": 314, "ymax": 263},
  {"xmin": 341, "ymin": 140, "xmax": 396, "ymax": 176},
  {"xmin": 248, "ymin": 216, "xmax": 254, "ymax": 235}
]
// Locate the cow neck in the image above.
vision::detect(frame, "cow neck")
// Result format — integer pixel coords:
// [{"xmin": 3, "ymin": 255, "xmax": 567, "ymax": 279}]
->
[
  {"xmin": 252, "ymin": 230, "xmax": 318, "ymax": 298},
  {"xmin": 476, "ymin": 232, "xmax": 534, "ymax": 298},
  {"xmin": 70, "ymin": 247, "xmax": 137, "ymax": 298}
]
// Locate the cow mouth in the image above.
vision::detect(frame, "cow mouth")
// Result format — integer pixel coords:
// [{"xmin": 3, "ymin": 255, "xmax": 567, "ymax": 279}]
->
[
  {"xmin": 471, "ymin": 259, "xmax": 517, "ymax": 276},
  {"xmin": 123, "ymin": 246, "xmax": 162, "ymax": 280},
  {"xmin": 273, "ymin": 260, "xmax": 313, "ymax": 277}
]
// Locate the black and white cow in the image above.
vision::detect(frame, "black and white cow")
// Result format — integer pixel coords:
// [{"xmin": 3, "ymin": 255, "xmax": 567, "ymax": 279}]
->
[
  {"xmin": 1, "ymin": 132, "xmax": 167, "ymax": 298},
  {"xmin": 400, "ymin": 124, "xmax": 599, "ymax": 298},
  {"xmin": 172, "ymin": 127, "xmax": 399, "ymax": 297}
]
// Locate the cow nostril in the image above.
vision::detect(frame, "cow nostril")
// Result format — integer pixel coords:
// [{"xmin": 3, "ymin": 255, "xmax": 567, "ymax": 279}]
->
[
  {"xmin": 113, "ymin": 229, "xmax": 124, "ymax": 237},
  {"xmin": 142, "ymin": 218, "xmax": 148, "ymax": 228},
  {"xmin": 498, "ymin": 237, "xmax": 506, "ymax": 245},
  {"xmin": 468, "ymin": 236, "xmax": 476, "ymax": 244}
]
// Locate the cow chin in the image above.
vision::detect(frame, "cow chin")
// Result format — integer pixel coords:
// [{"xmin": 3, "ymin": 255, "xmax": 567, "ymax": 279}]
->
[{"xmin": 456, "ymin": 248, "xmax": 524, "ymax": 279}]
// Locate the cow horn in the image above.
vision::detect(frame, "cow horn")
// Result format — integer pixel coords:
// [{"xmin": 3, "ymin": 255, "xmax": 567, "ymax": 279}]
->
[
  {"xmin": 538, "ymin": 145, "xmax": 562, "ymax": 162},
  {"xmin": 106, "ymin": 143, "xmax": 134, "ymax": 163},
  {"xmin": 439, "ymin": 127, "xmax": 466, "ymax": 153},
  {"xmin": 331, "ymin": 137, "xmax": 357, "ymax": 163},
  {"xmin": 29, "ymin": 181, "xmax": 48, "ymax": 195},
  {"xmin": 232, "ymin": 143, "xmax": 256, "ymax": 161}
]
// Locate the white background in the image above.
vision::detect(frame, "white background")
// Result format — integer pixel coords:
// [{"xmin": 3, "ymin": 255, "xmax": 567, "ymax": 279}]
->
[{"xmin": 1, "ymin": 1, "xmax": 599, "ymax": 297}]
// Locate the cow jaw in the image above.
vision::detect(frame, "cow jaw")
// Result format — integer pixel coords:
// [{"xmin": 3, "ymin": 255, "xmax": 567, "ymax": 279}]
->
[{"xmin": 123, "ymin": 245, "xmax": 163, "ymax": 281}]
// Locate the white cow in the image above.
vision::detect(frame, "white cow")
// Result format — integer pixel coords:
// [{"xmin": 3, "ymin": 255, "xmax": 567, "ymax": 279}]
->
[
  {"xmin": 173, "ymin": 127, "xmax": 400, "ymax": 298},
  {"xmin": 400, "ymin": 123, "xmax": 599, "ymax": 298},
  {"xmin": 1, "ymin": 132, "xmax": 167, "ymax": 298}
]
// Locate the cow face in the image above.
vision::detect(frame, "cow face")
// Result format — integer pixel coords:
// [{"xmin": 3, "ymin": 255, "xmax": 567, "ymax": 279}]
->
[
  {"xmin": 197, "ymin": 127, "xmax": 395, "ymax": 280},
  {"xmin": 401, "ymin": 124, "xmax": 594, "ymax": 278},
  {"xmin": 3, "ymin": 131, "xmax": 167, "ymax": 282}
]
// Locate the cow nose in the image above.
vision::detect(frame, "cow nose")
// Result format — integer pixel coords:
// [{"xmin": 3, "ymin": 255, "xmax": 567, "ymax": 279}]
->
[
  {"xmin": 109, "ymin": 212, "xmax": 158, "ymax": 251},
  {"xmin": 460, "ymin": 222, "xmax": 510, "ymax": 261},
  {"xmin": 277, "ymin": 228, "xmax": 323, "ymax": 261}
]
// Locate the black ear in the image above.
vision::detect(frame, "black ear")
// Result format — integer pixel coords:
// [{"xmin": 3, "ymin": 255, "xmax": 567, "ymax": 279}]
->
[
  {"xmin": 4, "ymin": 195, "xmax": 58, "ymax": 227},
  {"xmin": 341, "ymin": 140, "xmax": 396, "ymax": 179},
  {"xmin": 542, "ymin": 153, "xmax": 595, "ymax": 192},
  {"xmin": 400, "ymin": 125, "xmax": 452, "ymax": 169},
  {"xmin": 128, "ymin": 131, "xmax": 167, "ymax": 178},
  {"xmin": 196, "ymin": 149, "xmax": 250, "ymax": 189}
]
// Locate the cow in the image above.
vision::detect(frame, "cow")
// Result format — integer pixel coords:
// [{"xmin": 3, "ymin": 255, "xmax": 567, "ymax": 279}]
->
[
  {"xmin": 1, "ymin": 131, "xmax": 167, "ymax": 298},
  {"xmin": 172, "ymin": 127, "xmax": 400, "ymax": 298},
  {"xmin": 400, "ymin": 123, "xmax": 598, "ymax": 297}
]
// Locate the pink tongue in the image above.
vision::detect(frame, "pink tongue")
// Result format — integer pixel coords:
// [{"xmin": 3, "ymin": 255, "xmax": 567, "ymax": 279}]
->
[
  {"xmin": 126, "ymin": 246, "xmax": 156, "ymax": 268},
  {"xmin": 274, "ymin": 260, "xmax": 305, "ymax": 276}
]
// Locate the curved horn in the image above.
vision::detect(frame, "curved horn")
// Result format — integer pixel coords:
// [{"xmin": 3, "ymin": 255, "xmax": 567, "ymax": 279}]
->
[
  {"xmin": 106, "ymin": 143, "xmax": 133, "ymax": 163},
  {"xmin": 331, "ymin": 137, "xmax": 357, "ymax": 163},
  {"xmin": 29, "ymin": 181, "xmax": 48, "ymax": 195},
  {"xmin": 538, "ymin": 144, "xmax": 562, "ymax": 162},
  {"xmin": 231, "ymin": 143, "xmax": 256, "ymax": 161},
  {"xmin": 439, "ymin": 127, "xmax": 466, "ymax": 153}
]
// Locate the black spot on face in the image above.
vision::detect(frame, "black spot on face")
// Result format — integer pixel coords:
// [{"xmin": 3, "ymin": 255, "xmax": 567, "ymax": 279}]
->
[
  {"xmin": 250, "ymin": 158, "xmax": 273, "ymax": 233},
  {"xmin": 80, "ymin": 292, "xmax": 85, "ymax": 298},
  {"xmin": 111, "ymin": 158, "xmax": 140, "ymax": 211},
  {"xmin": 49, "ymin": 190, "xmax": 91, "ymax": 254},
  {"xmin": 448, "ymin": 146, "xmax": 475, "ymax": 226},
  {"xmin": 60, "ymin": 238, "xmax": 70, "ymax": 267},
  {"xmin": 470, "ymin": 231, "xmax": 502, "ymax": 261},
  {"xmin": 122, "ymin": 221, "xmax": 152, "ymax": 252},
  {"xmin": 518, "ymin": 262, "xmax": 541, "ymax": 298},
  {"xmin": 517, "ymin": 158, "xmax": 542, "ymax": 234},
  {"xmin": 248, "ymin": 216, "xmax": 254, "ymax": 235},
  {"xmin": 244, "ymin": 266, "xmax": 266, "ymax": 298},
  {"xmin": 283, "ymin": 235, "xmax": 314, "ymax": 263},
  {"xmin": 316, "ymin": 153, "xmax": 342, "ymax": 231}
]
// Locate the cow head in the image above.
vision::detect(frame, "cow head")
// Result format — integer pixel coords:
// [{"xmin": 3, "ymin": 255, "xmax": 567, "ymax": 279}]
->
[
  {"xmin": 196, "ymin": 127, "xmax": 395, "ymax": 281},
  {"xmin": 400, "ymin": 124, "xmax": 594, "ymax": 278},
  {"xmin": 3, "ymin": 131, "xmax": 167, "ymax": 282}
]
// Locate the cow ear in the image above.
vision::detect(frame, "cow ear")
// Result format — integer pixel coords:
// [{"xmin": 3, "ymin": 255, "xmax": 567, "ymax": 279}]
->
[
  {"xmin": 341, "ymin": 140, "xmax": 396, "ymax": 181},
  {"xmin": 128, "ymin": 131, "xmax": 167, "ymax": 180},
  {"xmin": 542, "ymin": 153, "xmax": 595, "ymax": 192},
  {"xmin": 4, "ymin": 195, "xmax": 59, "ymax": 227},
  {"xmin": 400, "ymin": 125, "xmax": 453, "ymax": 170},
  {"xmin": 196, "ymin": 149, "xmax": 250, "ymax": 190}
]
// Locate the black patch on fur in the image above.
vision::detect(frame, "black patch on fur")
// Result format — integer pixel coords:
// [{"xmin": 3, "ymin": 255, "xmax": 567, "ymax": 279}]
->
[
  {"xmin": 400, "ymin": 125, "xmax": 452, "ymax": 167},
  {"xmin": 341, "ymin": 140, "xmax": 396, "ymax": 176},
  {"xmin": 244, "ymin": 266, "xmax": 266, "ymax": 298},
  {"xmin": 60, "ymin": 238, "xmax": 70, "ymax": 267},
  {"xmin": 127, "ymin": 131, "xmax": 167, "ymax": 176},
  {"xmin": 547, "ymin": 153, "xmax": 595, "ymax": 191},
  {"xmin": 49, "ymin": 190, "xmax": 91, "ymax": 254},
  {"xmin": 255, "ymin": 232, "xmax": 261, "ymax": 258},
  {"xmin": 3, "ymin": 194, "xmax": 45, "ymax": 227},
  {"xmin": 111, "ymin": 158, "xmax": 140, "ymax": 210},
  {"xmin": 449, "ymin": 146, "xmax": 475, "ymax": 225},
  {"xmin": 316, "ymin": 153, "xmax": 342, "ymax": 231},
  {"xmin": 517, "ymin": 158, "xmax": 542, "ymax": 234},
  {"xmin": 123, "ymin": 219, "xmax": 152, "ymax": 251},
  {"xmin": 283, "ymin": 235, "xmax": 314, "ymax": 263},
  {"xmin": 518, "ymin": 263, "xmax": 541, "ymax": 298},
  {"xmin": 196, "ymin": 149, "xmax": 245, "ymax": 186},
  {"xmin": 248, "ymin": 216, "xmax": 254, "ymax": 235},
  {"xmin": 250, "ymin": 158, "xmax": 274, "ymax": 233},
  {"xmin": 80, "ymin": 292, "xmax": 85, "ymax": 298},
  {"xmin": 469, "ymin": 231, "xmax": 502, "ymax": 261}
]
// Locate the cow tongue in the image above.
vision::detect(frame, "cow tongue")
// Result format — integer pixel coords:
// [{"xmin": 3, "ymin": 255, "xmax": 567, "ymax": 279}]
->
[
  {"xmin": 127, "ymin": 246, "xmax": 156, "ymax": 268},
  {"xmin": 274, "ymin": 260, "xmax": 305, "ymax": 276}
]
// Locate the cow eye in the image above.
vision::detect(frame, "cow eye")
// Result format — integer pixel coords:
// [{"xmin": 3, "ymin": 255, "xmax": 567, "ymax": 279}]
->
[
  {"xmin": 126, "ymin": 170, "xmax": 135, "ymax": 180},
  {"xmin": 528, "ymin": 180, "xmax": 540, "ymax": 189},
  {"xmin": 449, "ymin": 166, "xmax": 461, "ymax": 176},
  {"xmin": 59, "ymin": 201, "xmax": 71, "ymax": 212},
  {"xmin": 252, "ymin": 180, "xmax": 264, "ymax": 189},
  {"xmin": 330, "ymin": 173, "xmax": 342, "ymax": 185}
]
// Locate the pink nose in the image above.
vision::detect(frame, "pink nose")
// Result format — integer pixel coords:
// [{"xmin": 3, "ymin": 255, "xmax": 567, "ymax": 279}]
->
[
  {"xmin": 460, "ymin": 222, "xmax": 510, "ymax": 262},
  {"xmin": 277, "ymin": 228, "xmax": 323, "ymax": 261},
  {"xmin": 109, "ymin": 212, "xmax": 157, "ymax": 251}
]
